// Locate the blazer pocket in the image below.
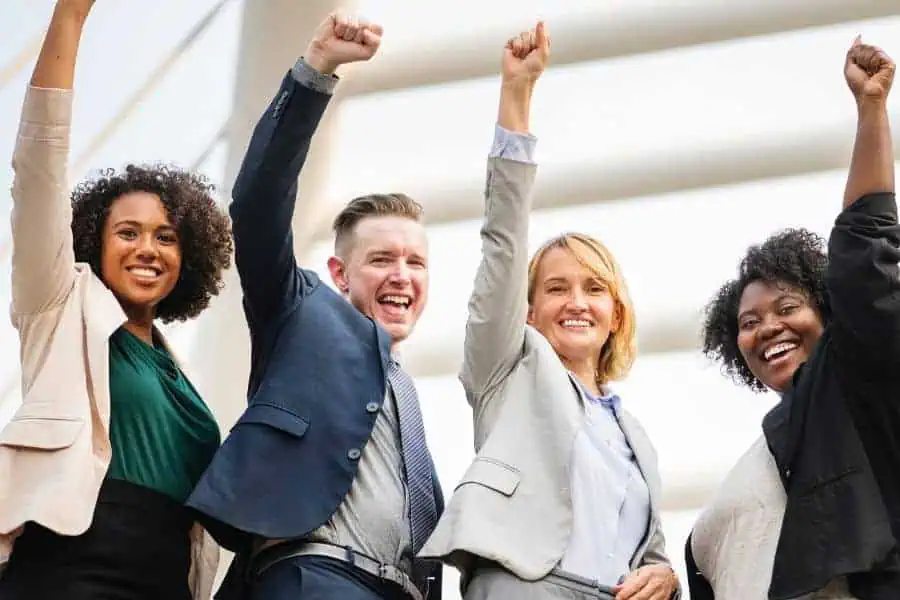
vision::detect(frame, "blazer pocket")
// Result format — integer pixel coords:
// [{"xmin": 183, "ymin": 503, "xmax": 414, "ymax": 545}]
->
[
  {"xmin": 455, "ymin": 457, "xmax": 521, "ymax": 497},
  {"xmin": 235, "ymin": 403, "xmax": 309, "ymax": 438},
  {"xmin": 0, "ymin": 403, "xmax": 84, "ymax": 450}
]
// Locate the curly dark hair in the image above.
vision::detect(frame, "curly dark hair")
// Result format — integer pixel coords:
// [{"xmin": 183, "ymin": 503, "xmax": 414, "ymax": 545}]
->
[
  {"xmin": 702, "ymin": 228, "xmax": 831, "ymax": 391},
  {"xmin": 71, "ymin": 164, "xmax": 233, "ymax": 323}
]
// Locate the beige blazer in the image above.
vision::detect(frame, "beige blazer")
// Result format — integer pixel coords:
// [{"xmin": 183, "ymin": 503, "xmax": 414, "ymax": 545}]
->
[
  {"xmin": 0, "ymin": 86, "xmax": 218, "ymax": 599},
  {"xmin": 420, "ymin": 157, "xmax": 672, "ymax": 582}
]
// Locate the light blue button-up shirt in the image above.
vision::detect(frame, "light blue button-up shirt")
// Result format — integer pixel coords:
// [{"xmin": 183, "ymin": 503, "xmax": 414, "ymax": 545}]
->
[{"xmin": 561, "ymin": 379, "xmax": 651, "ymax": 584}]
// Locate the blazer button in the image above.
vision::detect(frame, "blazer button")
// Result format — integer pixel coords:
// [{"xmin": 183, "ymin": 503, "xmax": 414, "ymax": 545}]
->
[
  {"xmin": 348, "ymin": 448, "xmax": 361, "ymax": 460},
  {"xmin": 366, "ymin": 402, "xmax": 380, "ymax": 413}
]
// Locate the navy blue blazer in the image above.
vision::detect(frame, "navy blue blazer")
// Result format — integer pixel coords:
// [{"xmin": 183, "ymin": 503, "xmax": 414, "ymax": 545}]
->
[{"xmin": 186, "ymin": 72, "xmax": 443, "ymax": 598}]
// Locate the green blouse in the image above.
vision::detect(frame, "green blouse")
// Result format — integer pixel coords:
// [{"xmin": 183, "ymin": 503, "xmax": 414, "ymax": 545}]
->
[{"xmin": 106, "ymin": 327, "xmax": 220, "ymax": 503}]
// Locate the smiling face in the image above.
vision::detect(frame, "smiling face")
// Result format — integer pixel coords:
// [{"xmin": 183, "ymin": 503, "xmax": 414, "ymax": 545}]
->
[
  {"xmin": 736, "ymin": 280, "xmax": 825, "ymax": 392},
  {"xmin": 527, "ymin": 244, "xmax": 620, "ymax": 369},
  {"xmin": 100, "ymin": 191, "xmax": 182, "ymax": 319},
  {"xmin": 328, "ymin": 215, "xmax": 429, "ymax": 344}
]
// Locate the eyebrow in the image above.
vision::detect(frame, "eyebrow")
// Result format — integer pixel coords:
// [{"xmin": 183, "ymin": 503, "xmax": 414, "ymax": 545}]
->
[{"xmin": 112, "ymin": 219, "xmax": 175, "ymax": 230}]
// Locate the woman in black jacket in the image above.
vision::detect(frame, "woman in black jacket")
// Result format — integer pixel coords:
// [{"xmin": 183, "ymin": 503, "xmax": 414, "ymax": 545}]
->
[{"xmin": 686, "ymin": 38, "xmax": 899, "ymax": 600}]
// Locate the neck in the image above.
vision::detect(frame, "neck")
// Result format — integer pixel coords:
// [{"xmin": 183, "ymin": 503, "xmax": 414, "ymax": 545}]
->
[
  {"xmin": 122, "ymin": 306, "xmax": 155, "ymax": 345},
  {"xmin": 562, "ymin": 356, "xmax": 601, "ymax": 396}
]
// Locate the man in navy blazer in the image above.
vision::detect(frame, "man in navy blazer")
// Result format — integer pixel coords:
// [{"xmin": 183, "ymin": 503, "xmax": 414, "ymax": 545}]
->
[{"xmin": 187, "ymin": 10, "xmax": 443, "ymax": 600}]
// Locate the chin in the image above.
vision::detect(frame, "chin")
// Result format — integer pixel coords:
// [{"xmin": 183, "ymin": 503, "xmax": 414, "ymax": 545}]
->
[{"xmin": 380, "ymin": 322, "xmax": 411, "ymax": 343}]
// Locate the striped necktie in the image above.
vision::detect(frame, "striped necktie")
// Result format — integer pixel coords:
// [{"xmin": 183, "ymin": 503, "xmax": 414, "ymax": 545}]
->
[{"xmin": 388, "ymin": 360, "xmax": 438, "ymax": 554}]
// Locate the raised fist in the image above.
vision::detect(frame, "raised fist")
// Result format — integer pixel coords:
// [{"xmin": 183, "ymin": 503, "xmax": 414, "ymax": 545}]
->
[
  {"xmin": 845, "ymin": 37, "xmax": 895, "ymax": 104},
  {"xmin": 502, "ymin": 22, "xmax": 551, "ymax": 85},
  {"xmin": 305, "ymin": 10, "xmax": 383, "ymax": 75}
]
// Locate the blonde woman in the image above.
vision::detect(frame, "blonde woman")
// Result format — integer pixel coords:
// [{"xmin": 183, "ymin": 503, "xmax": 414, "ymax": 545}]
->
[{"xmin": 421, "ymin": 22, "xmax": 679, "ymax": 600}]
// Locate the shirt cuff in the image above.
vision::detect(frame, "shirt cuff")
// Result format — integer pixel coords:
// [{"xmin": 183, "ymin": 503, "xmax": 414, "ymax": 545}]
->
[
  {"xmin": 290, "ymin": 57, "xmax": 339, "ymax": 95},
  {"xmin": 489, "ymin": 124, "xmax": 537, "ymax": 164}
]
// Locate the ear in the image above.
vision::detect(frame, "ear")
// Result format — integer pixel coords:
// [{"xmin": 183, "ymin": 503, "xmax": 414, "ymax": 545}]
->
[
  {"xmin": 526, "ymin": 305, "xmax": 535, "ymax": 325},
  {"xmin": 606, "ymin": 296, "xmax": 623, "ymax": 334},
  {"xmin": 327, "ymin": 255, "xmax": 350, "ymax": 295}
]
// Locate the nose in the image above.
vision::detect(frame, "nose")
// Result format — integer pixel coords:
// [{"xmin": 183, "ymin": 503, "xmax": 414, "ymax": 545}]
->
[
  {"xmin": 758, "ymin": 315, "xmax": 785, "ymax": 340},
  {"xmin": 567, "ymin": 288, "xmax": 589, "ymax": 311},
  {"xmin": 135, "ymin": 233, "xmax": 159, "ymax": 261},
  {"xmin": 387, "ymin": 260, "xmax": 412, "ymax": 285}
]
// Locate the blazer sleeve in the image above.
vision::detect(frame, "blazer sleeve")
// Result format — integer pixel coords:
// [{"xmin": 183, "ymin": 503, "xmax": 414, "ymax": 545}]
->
[
  {"xmin": 229, "ymin": 72, "xmax": 332, "ymax": 326},
  {"xmin": 9, "ymin": 86, "xmax": 77, "ymax": 319},
  {"xmin": 826, "ymin": 192, "xmax": 900, "ymax": 370},
  {"xmin": 459, "ymin": 157, "xmax": 536, "ymax": 409}
]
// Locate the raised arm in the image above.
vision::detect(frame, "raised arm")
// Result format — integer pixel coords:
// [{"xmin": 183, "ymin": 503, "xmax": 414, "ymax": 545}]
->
[
  {"xmin": 229, "ymin": 11, "xmax": 382, "ymax": 324},
  {"xmin": 459, "ymin": 23, "xmax": 549, "ymax": 406},
  {"xmin": 10, "ymin": 0, "xmax": 92, "ymax": 316},
  {"xmin": 843, "ymin": 37, "xmax": 895, "ymax": 210},
  {"xmin": 827, "ymin": 40, "xmax": 900, "ymax": 365}
]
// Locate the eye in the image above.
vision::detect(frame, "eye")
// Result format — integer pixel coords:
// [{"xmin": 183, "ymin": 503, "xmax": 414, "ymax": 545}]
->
[
  {"xmin": 117, "ymin": 229, "xmax": 137, "ymax": 241},
  {"xmin": 408, "ymin": 257, "xmax": 427, "ymax": 269},
  {"xmin": 739, "ymin": 318, "xmax": 759, "ymax": 331},
  {"xmin": 778, "ymin": 304, "xmax": 799, "ymax": 316},
  {"xmin": 371, "ymin": 256, "xmax": 391, "ymax": 265},
  {"xmin": 588, "ymin": 283, "xmax": 607, "ymax": 294},
  {"xmin": 157, "ymin": 231, "xmax": 178, "ymax": 244}
]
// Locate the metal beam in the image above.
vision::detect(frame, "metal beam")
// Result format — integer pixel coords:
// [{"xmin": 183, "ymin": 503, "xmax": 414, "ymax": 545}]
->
[
  {"xmin": 308, "ymin": 108, "xmax": 900, "ymax": 242},
  {"xmin": 340, "ymin": 0, "xmax": 900, "ymax": 95}
]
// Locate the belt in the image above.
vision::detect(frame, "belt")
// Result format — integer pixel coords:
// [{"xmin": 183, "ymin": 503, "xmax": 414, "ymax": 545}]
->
[{"xmin": 252, "ymin": 541, "xmax": 426, "ymax": 600}]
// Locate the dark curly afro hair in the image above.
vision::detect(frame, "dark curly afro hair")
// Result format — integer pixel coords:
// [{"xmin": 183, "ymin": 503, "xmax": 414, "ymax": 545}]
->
[
  {"xmin": 71, "ymin": 164, "xmax": 233, "ymax": 323},
  {"xmin": 702, "ymin": 228, "xmax": 831, "ymax": 392}
]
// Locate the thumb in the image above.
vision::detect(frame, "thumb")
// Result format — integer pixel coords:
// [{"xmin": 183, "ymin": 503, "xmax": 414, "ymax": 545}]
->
[{"xmin": 535, "ymin": 21, "xmax": 550, "ymax": 57}]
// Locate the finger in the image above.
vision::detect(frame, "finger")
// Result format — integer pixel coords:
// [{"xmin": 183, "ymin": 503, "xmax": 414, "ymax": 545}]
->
[
  {"xmin": 512, "ymin": 37, "xmax": 525, "ymax": 57},
  {"xmin": 526, "ymin": 29, "xmax": 536, "ymax": 52},
  {"xmin": 334, "ymin": 19, "xmax": 348, "ymax": 40},
  {"xmin": 615, "ymin": 571, "xmax": 650, "ymax": 600},
  {"xmin": 361, "ymin": 29, "xmax": 381, "ymax": 49},
  {"xmin": 365, "ymin": 22, "xmax": 384, "ymax": 37},
  {"xmin": 353, "ymin": 26, "xmax": 366, "ymax": 44}
]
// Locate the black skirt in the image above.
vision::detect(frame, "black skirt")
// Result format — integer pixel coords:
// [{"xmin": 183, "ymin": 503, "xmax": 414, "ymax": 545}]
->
[{"xmin": 0, "ymin": 478, "xmax": 194, "ymax": 600}]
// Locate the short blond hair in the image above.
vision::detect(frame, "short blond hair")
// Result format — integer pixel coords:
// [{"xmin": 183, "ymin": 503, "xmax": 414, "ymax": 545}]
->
[
  {"xmin": 527, "ymin": 232, "xmax": 637, "ymax": 384},
  {"xmin": 332, "ymin": 193, "xmax": 423, "ymax": 258}
]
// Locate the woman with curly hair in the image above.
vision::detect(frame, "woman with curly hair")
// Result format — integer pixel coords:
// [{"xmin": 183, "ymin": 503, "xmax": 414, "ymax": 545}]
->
[
  {"xmin": 0, "ymin": 2, "xmax": 232, "ymax": 599},
  {"xmin": 686, "ymin": 39, "xmax": 900, "ymax": 600}
]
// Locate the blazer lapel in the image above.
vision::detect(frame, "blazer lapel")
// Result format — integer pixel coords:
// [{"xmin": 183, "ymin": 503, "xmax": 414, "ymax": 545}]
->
[
  {"xmin": 617, "ymin": 410, "xmax": 661, "ymax": 516},
  {"xmin": 81, "ymin": 270, "xmax": 127, "ymax": 428}
]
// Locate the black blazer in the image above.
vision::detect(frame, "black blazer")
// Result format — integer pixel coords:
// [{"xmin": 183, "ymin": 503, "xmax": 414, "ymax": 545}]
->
[
  {"xmin": 686, "ymin": 193, "xmax": 900, "ymax": 600},
  {"xmin": 186, "ymin": 72, "xmax": 443, "ymax": 599}
]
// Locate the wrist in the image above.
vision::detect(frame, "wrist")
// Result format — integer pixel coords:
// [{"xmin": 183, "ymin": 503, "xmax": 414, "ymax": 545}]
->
[
  {"xmin": 501, "ymin": 77, "xmax": 536, "ymax": 96},
  {"xmin": 54, "ymin": 0, "xmax": 92, "ymax": 22},
  {"xmin": 857, "ymin": 96, "xmax": 889, "ymax": 117},
  {"xmin": 304, "ymin": 45, "xmax": 338, "ymax": 75}
]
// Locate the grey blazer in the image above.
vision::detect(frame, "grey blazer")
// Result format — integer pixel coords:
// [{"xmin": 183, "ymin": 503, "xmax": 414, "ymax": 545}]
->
[{"xmin": 419, "ymin": 157, "xmax": 673, "ymax": 583}]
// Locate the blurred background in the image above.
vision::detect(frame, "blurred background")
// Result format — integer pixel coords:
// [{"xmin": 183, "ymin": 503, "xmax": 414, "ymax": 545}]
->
[{"xmin": 2, "ymin": 1, "xmax": 900, "ymax": 596}]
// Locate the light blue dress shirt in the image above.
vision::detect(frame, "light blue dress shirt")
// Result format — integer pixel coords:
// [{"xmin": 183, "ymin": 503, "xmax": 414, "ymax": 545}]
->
[{"xmin": 561, "ymin": 379, "xmax": 651, "ymax": 584}]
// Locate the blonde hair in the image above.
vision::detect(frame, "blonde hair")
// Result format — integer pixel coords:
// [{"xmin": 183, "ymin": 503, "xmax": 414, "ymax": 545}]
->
[{"xmin": 527, "ymin": 232, "xmax": 637, "ymax": 385}]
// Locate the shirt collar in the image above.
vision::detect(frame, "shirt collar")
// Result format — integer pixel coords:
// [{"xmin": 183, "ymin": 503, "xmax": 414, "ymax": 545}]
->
[{"xmin": 570, "ymin": 373, "xmax": 622, "ymax": 412}]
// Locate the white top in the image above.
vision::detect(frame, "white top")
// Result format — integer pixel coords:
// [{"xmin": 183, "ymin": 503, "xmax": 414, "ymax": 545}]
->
[
  {"xmin": 559, "ymin": 382, "xmax": 650, "ymax": 584},
  {"xmin": 691, "ymin": 435, "xmax": 856, "ymax": 599}
]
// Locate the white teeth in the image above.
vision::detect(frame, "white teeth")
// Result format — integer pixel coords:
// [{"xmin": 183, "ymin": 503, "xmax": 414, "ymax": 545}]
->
[
  {"xmin": 562, "ymin": 319, "xmax": 592, "ymax": 328},
  {"xmin": 380, "ymin": 295, "xmax": 410, "ymax": 306},
  {"xmin": 129, "ymin": 267, "xmax": 158, "ymax": 278},
  {"xmin": 764, "ymin": 342, "xmax": 798, "ymax": 361}
]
